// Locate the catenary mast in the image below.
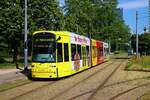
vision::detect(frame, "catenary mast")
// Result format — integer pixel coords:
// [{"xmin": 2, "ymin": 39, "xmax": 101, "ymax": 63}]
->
[{"xmin": 148, "ymin": 0, "xmax": 150, "ymax": 32}]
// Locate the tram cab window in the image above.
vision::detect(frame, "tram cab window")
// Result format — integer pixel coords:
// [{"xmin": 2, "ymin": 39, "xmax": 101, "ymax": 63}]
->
[
  {"xmin": 57, "ymin": 43, "xmax": 63, "ymax": 62},
  {"xmin": 64, "ymin": 43, "xmax": 69, "ymax": 61},
  {"xmin": 32, "ymin": 34, "xmax": 56, "ymax": 63}
]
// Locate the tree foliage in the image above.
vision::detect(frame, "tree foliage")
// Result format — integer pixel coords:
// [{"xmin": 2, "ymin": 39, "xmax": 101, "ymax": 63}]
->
[
  {"xmin": 28, "ymin": 0, "xmax": 63, "ymax": 33},
  {"xmin": 0, "ymin": 0, "xmax": 23, "ymax": 62},
  {"xmin": 139, "ymin": 33, "xmax": 150, "ymax": 55},
  {"xmin": 0, "ymin": 0, "xmax": 132, "ymax": 62},
  {"xmin": 64, "ymin": 0, "xmax": 131, "ymax": 51},
  {"xmin": 131, "ymin": 33, "xmax": 150, "ymax": 55}
]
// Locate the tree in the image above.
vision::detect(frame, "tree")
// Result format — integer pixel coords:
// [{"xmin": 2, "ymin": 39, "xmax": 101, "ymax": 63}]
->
[
  {"xmin": 64, "ymin": 0, "xmax": 97, "ymax": 35},
  {"xmin": 64, "ymin": 0, "xmax": 131, "ymax": 51},
  {"xmin": 131, "ymin": 33, "xmax": 150, "ymax": 55},
  {"xmin": 28, "ymin": 0, "xmax": 64, "ymax": 33},
  {"xmin": 0, "ymin": 0, "xmax": 132, "ymax": 63},
  {"xmin": 139, "ymin": 33, "xmax": 150, "ymax": 55},
  {"xmin": 0, "ymin": 0, "xmax": 23, "ymax": 63},
  {"xmin": 0, "ymin": 0, "xmax": 64, "ymax": 63}
]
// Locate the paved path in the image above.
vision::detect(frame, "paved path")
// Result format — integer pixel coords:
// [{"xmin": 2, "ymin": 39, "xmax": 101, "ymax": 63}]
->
[{"xmin": 0, "ymin": 69, "xmax": 26, "ymax": 84}]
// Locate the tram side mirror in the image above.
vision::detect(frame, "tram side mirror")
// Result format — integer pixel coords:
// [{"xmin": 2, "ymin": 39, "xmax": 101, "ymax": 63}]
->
[{"xmin": 56, "ymin": 36, "xmax": 61, "ymax": 41}]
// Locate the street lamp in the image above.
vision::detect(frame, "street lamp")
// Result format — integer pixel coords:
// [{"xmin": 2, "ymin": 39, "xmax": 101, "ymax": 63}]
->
[{"xmin": 24, "ymin": 0, "xmax": 28, "ymax": 71}]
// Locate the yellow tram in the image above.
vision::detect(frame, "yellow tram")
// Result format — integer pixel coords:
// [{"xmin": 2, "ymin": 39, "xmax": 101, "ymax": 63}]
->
[{"xmin": 31, "ymin": 31, "xmax": 105, "ymax": 78}]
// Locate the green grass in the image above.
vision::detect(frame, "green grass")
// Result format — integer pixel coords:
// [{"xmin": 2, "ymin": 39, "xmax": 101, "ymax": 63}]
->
[
  {"xmin": 0, "ymin": 63, "xmax": 24, "ymax": 69},
  {"xmin": 139, "ymin": 56, "xmax": 150, "ymax": 68},
  {"xmin": 0, "ymin": 49, "xmax": 10, "ymax": 58},
  {"xmin": 140, "ymin": 91, "xmax": 150, "ymax": 100},
  {"xmin": 112, "ymin": 51, "xmax": 129, "ymax": 59},
  {"xmin": 0, "ymin": 56, "xmax": 31, "ymax": 69},
  {"xmin": 0, "ymin": 79, "xmax": 31, "ymax": 92},
  {"xmin": 126, "ymin": 56, "xmax": 150, "ymax": 70}
]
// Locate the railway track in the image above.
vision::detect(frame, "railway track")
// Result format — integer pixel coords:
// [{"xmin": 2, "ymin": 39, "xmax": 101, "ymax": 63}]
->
[
  {"xmin": 11, "ymin": 81, "xmax": 57, "ymax": 100},
  {"xmin": 103, "ymin": 76, "xmax": 150, "ymax": 89},
  {"xmin": 21, "ymin": 61, "xmax": 115, "ymax": 100},
  {"xmin": 65, "ymin": 59, "xmax": 124, "ymax": 100},
  {"xmin": 0, "ymin": 60, "xmax": 113, "ymax": 100},
  {"xmin": 0, "ymin": 81, "xmax": 58, "ymax": 100},
  {"xmin": 109, "ymin": 82, "xmax": 150, "ymax": 100},
  {"xmin": 49, "ymin": 61, "xmax": 116, "ymax": 100},
  {"xmin": 67, "ymin": 78, "xmax": 150, "ymax": 100},
  {"xmin": 65, "ymin": 59, "xmax": 150, "ymax": 100},
  {"xmin": 88, "ymin": 60, "xmax": 123, "ymax": 100},
  {"xmin": 1, "ymin": 59, "xmax": 148, "ymax": 100}
]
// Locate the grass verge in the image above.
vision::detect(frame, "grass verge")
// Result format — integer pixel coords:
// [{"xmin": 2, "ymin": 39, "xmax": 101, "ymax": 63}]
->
[
  {"xmin": 140, "ymin": 91, "xmax": 150, "ymax": 100},
  {"xmin": 112, "ymin": 51, "xmax": 129, "ymax": 59},
  {"xmin": 0, "ymin": 63, "xmax": 23, "ymax": 69},
  {"xmin": 126, "ymin": 56, "xmax": 150, "ymax": 71},
  {"xmin": 0, "ymin": 78, "xmax": 31, "ymax": 92}
]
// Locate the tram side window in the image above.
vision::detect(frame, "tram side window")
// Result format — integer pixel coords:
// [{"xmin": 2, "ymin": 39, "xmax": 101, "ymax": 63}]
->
[
  {"xmin": 71, "ymin": 44, "xmax": 76, "ymax": 61},
  {"xmin": 77, "ymin": 45, "xmax": 81, "ymax": 60},
  {"xmin": 92, "ymin": 46, "xmax": 96, "ymax": 58},
  {"xmin": 95, "ymin": 47, "xmax": 97, "ymax": 57},
  {"xmin": 64, "ymin": 43, "xmax": 69, "ymax": 61},
  {"xmin": 86, "ymin": 46, "xmax": 89, "ymax": 59},
  {"xmin": 100, "ymin": 48, "xmax": 103, "ymax": 56},
  {"xmin": 57, "ymin": 43, "xmax": 63, "ymax": 62},
  {"xmin": 97, "ymin": 48, "xmax": 100, "ymax": 56}
]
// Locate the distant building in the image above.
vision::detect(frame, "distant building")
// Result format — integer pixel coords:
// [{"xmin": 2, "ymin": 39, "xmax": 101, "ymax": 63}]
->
[{"xmin": 116, "ymin": 8, "xmax": 123, "ymax": 21}]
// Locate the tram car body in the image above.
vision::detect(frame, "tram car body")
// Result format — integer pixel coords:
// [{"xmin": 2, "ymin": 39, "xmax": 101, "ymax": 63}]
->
[{"xmin": 31, "ymin": 31, "xmax": 106, "ymax": 78}]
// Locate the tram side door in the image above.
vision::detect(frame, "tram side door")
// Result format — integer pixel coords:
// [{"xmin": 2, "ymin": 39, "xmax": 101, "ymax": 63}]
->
[{"xmin": 57, "ymin": 43, "xmax": 70, "ymax": 77}]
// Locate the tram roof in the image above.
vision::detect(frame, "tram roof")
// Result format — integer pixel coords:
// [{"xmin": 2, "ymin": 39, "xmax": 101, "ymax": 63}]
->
[
  {"xmin": 33, "ymin": 31, "xmax": 89, "ymax": 38},
  {"xmin": 33, "ymin": 31, "xmax": 70, "ymax": 36}
]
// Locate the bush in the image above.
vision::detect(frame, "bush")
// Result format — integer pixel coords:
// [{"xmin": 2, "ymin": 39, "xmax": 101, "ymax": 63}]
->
[
  {"xmin": 0, "ymin": 58, "xmax": 6, "ymax": 63},
  {"xmin": 114, "ymin": 51, "xmax": 119, "ymax": 54}
]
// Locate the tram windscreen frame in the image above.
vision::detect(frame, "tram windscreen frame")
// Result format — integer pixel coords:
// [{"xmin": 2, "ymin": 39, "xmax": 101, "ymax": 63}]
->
[{"xmin": 32, "ymin": 32, "xmax": 56, "ymax": 63}]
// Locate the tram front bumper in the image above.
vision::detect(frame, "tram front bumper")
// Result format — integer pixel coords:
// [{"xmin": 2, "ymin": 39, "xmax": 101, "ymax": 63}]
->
[
  {"xmin": 32, "ymin": 72, "xmax": 57, "ymax": 78},
  {"xmin": 31, "ymin": 68, "xmax": 58, "ymax": 78}
]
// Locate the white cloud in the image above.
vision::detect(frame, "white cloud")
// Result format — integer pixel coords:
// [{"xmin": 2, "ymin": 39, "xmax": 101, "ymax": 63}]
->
[{"xmin": 118, "ymin": 0, "xmax": 148, "ymax": 9}]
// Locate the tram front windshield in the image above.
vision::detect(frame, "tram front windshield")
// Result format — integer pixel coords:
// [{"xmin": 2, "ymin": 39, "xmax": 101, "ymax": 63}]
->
[{"xmin": 32, "ymin": 33, "xmax": 56, "ymax": 62}]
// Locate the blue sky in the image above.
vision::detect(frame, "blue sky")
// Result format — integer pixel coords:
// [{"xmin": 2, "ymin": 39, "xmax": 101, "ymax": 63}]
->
[{"xmin": 118, "ymin": 0, "xmax": 149, "ymax": 33}]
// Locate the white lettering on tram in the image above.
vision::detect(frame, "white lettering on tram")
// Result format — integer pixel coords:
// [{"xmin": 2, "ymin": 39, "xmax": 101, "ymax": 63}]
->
[
  {"xmin": 70, "ymin": 32, "xmax": 90, "ymax": 45},
  {"xmin": 74, "ymin": 36, "xmax": 87, "ymax": 44}
]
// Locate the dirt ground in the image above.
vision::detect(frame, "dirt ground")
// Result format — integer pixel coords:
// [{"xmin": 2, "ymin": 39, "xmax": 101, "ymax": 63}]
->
[{"xmin": 0, "ymin": 59, "xmax": 150, "ymax": 100}]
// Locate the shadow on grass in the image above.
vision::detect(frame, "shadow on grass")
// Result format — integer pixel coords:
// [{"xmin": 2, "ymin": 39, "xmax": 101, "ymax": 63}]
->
[{"xmin": 124, "ymin": 68, "xmax": 150, "ymax": 72}]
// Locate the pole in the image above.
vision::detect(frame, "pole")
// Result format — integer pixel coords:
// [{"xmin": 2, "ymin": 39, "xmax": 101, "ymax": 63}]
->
[
  {"xmin": 24, "ymin": 0, "xmax": 28, "ymax": 70},
  {"xmin": 108, "ymin": 40, "xmax": 111, "ymax": 54},
  {"xmin": 136, "ymin": 11, "xmax": 139, "ymax": 59},
  {"xmin": 148, "ymin": 0, "xmax": 150, "ymax": 32}
]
